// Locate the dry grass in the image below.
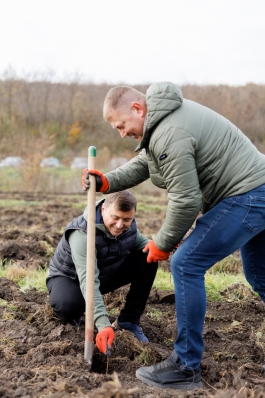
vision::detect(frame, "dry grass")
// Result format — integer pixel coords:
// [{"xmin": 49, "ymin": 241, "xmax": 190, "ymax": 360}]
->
[
  {"xmin": 114, "ymin": 330, "xmax": 162, "ymax": 366},
  {"xmin": 26, "ymin": 303, "xmax": 56, "ymax": 324},
  {"xmin": 6, "ymin": 265, "xmax": 28, "ymax": 284},
  {"xmin": 221, "ymin": 283, "xmax": 256, "ymax": 301},
  {"xmin": 210, "ymin": 255, "xmax": 242, "ymax": 275},
  {"xmin": 89, "ymin": 372, "xmax": 140, "ymax": 398},
  {"xmin": 17, "ymin": 134, "xmax": 55, "ymax": 192},
  {"xmin": 0, "ymin": 337, "xmax": 16, "ymax": 360}
]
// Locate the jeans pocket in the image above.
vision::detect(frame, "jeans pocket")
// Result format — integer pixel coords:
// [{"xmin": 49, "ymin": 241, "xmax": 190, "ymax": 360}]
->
[{"xmin": 242, "ymin": 195, "xmax": 265, "ymax": 232}]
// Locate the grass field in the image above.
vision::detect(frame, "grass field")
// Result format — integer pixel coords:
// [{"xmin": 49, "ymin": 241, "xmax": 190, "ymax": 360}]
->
[{"xmin": 0, "ymin": 187, "xmax": 249, "ymax": 302}]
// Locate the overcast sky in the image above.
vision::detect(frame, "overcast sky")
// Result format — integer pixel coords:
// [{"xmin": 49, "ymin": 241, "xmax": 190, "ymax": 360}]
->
[{"xmin": 1, "ymin": 0, "xmax": 264, "ymax": 86}]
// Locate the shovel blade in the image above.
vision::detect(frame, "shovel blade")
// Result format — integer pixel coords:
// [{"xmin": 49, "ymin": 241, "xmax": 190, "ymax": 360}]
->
[{"xmin": 84, "ymin": 341, "xmax": 95, "ymax": 366}]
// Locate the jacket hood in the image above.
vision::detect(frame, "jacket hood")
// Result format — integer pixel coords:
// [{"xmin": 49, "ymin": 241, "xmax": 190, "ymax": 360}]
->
[{"xmin": 136, "ymin": 82, "xmax": 183, "ymax": 151}]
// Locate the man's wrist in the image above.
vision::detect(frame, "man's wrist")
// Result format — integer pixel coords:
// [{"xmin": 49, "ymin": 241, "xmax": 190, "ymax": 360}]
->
[{"xmin": 95, "ymin": 314, "xmax": 112, "ymax": 331}]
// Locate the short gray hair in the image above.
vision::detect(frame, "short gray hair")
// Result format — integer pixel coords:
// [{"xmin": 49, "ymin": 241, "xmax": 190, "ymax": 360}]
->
[{"xmin": 103, "ymin": 86, "xmax": 145, "ymax": 120}]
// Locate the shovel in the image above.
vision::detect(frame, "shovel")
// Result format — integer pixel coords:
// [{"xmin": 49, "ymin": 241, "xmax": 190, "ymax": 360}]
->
[{"xmin": 84, "ymin": 146, "xmax": 97, "ymax": 366}]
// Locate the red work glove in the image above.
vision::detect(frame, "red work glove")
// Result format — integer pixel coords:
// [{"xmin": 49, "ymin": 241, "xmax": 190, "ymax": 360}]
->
[
  {"xmin": 143, "ymin": 240, "xmax": 170, "ymax": 263},
  {"xmin": 96, "ymin": 326, "xmax": 114, "ymax": 355},
  {"xmin": 82, "ymin": 168, "xmax": 109, "ymax": 193}
]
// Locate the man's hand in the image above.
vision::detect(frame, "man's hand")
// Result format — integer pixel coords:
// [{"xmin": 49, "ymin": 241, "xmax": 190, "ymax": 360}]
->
[
  {"xmin": 82, "ymin": 169, "xmax": 109, "ymax": 192},
  {"xmin": 96, "ymin": 326, "xmax": 114, "ymax": 355},
  {"xmin": 143, "ymin": 240, "xmax": 170, "ymax": 263}
]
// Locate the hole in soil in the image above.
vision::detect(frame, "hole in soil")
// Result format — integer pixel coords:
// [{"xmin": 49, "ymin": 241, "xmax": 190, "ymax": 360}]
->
[{"xmin": 91, "ymin": 353, "xmax": 108, "ymax": 373}]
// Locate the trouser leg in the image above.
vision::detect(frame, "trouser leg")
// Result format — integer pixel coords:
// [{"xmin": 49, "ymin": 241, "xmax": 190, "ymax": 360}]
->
[
  {"xmin": 241, "ymin": 229, "xmax": 265, "ymax": 302},
  {"xmin": 171, "ymin": 185, "xmax": 265, "ymax": 369},
  {"xmin": 46, "ymin": 276, "xmax": 85, "ymax": 323},
  {"xmin": 100, "ymin": 251, "xmax": 158, "ymax": 324}
]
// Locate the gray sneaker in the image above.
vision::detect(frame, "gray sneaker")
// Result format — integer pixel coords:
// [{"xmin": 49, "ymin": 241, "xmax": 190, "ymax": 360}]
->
[{"xmin": 136, "ymin": 350, "xmax": 202, "ymax": 390}]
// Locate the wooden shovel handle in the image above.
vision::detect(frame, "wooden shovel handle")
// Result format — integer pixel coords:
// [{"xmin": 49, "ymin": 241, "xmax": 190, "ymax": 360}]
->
[{"xmin": 84, "ymin": 146, "xmax": 96, "ymax": 364}]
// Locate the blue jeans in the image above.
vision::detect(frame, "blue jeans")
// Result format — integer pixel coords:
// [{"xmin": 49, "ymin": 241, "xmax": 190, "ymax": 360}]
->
[{"xmin": 171, "ymin": 184, "xmax": 265, "ymax": 369}]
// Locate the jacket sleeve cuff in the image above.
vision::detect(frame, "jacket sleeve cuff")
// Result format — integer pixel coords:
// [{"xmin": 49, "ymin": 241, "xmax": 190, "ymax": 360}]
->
[{"xmin": 95, "ymin": 314, "xmax": 112, "ymax": 331}]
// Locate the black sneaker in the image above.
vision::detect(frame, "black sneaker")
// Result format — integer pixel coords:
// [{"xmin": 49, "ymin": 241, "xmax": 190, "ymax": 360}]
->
[{"xmin": 136, "ymin": 349, "xmax": 202, "ymax": 390}]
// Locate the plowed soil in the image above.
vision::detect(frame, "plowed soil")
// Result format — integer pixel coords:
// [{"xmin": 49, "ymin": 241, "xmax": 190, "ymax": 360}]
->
[{"xmin": 0, "ymin": 191, "xmax": 265, "ymax": 398}]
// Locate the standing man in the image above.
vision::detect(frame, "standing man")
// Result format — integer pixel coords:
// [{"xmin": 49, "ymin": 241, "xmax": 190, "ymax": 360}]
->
[
  {"xmin": 47, "ymin": 190, "xmax": 158, "ymax": 355},
  {"xmin": 82, "ymin": 82, "xmax": 265, "ymax": 390}
]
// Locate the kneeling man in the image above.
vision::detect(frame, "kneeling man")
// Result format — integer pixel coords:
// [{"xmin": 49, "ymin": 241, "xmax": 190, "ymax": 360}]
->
[{"xmin": 46, "ymin": 190, "xmax": 158, "ymax": 354}]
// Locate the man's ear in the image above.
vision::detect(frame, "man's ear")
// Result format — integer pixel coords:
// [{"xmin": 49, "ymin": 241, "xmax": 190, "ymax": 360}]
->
[{"xmin": 131, "ymin": 102, "xmax": 145, "ymax": 115}]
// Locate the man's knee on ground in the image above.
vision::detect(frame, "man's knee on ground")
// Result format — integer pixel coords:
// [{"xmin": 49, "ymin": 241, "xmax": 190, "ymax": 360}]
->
[{"xmin": 50, "ymin": 296, "xmax": 84, "ymax": 323}]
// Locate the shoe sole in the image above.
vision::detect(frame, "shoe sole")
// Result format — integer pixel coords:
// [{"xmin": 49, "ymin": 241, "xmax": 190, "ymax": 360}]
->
[{"xmin": 136, "ymin": 372, "xmax": 202, "ymax": 390}]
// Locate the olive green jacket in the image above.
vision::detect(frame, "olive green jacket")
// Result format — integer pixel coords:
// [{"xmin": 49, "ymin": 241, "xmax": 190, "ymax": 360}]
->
[{"xmin": 105, "ymin": 82, "xmax": 265, "ymax": 251}]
